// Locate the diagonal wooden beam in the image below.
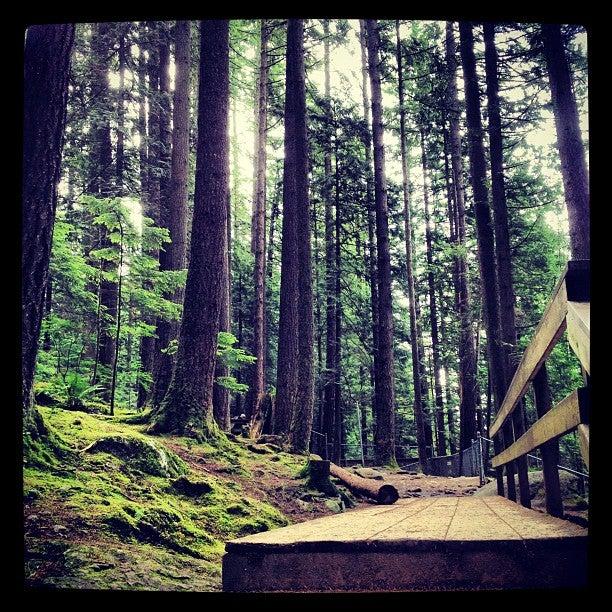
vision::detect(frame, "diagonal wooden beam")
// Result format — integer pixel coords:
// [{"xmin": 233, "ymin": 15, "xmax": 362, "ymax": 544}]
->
[
  {"xmin": 492, "ymin": 388, "xmax": 589, "ymax": 468},
  {"xmin": 490, "ymin": 281, "xmax": 568, "ymax": 438}
]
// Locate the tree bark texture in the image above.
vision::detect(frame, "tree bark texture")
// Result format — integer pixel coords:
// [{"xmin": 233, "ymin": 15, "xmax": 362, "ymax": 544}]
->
[
  {"xmin": 153, "ymin": 20, "xmax": 192, "ymax": 408},
  {"xmin": 152, "ymin": 20, "xmax": 230, "ymax": 438},
  {"xmin": 287, "ymin": 19, "xmax": 315, "ymax": 454},
  {"xmin": 22, "ymin": 23, "xmax": 74, "ymax": 424},
  {"xmin": 541, "ymin": 23, "xmax": 589, "ymax": 260},
  {"xmin": 366, "ymin": 19, "xmax": 396, "ymax": 466}
]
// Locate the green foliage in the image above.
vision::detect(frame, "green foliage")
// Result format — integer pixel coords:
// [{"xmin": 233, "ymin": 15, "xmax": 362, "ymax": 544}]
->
[
  {"xmin": 36, "ymin": 195, "xmax": 185, "ymax": 411},
  {"xmin": 215, "ymin": 332, "xmax": 256, "ymax": 394}
]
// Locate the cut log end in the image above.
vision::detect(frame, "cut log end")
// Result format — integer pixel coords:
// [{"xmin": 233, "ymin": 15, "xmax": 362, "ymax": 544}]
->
[{"xmin": 377, "ymin": 484, "xmax": 399, "ymax": 505}]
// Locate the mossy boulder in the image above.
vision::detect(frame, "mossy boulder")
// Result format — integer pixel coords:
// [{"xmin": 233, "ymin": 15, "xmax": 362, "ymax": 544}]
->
[
  {"xmin": 246, "ymin": 443, "xmax": 275, "ymax": 455},
  {"xmin": 82, "ymin": 435, "xmax": 187, "ymax": 478},
  {"xmin": 171, "ymin": 476, "xmax": 213, "ymax": 498}
]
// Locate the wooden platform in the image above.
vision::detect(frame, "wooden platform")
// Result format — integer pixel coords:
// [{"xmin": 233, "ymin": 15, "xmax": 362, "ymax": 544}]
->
[{"xmin": 222, "ymin": 497, "xmax": 588, "ymax": 592}]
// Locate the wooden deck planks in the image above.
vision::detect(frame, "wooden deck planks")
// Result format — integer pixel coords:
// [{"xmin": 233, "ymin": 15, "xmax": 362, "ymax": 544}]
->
[
  {"xmin": 226, "ymin": 497, "xmax": 586, "ymax": 549},
  {"xmin": 222, "ymin": 497, "xmax": 588, "ymax": 592}
]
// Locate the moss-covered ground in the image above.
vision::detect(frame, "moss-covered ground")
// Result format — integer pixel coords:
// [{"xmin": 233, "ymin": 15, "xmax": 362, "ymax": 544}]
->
[{"xmin": 23, "ymin": 406, "xmax": 341, "ymax": 591}]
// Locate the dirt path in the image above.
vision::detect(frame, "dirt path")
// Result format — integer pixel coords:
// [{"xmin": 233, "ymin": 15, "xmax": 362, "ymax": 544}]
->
[{"xmin": 341, "ymin": 468, "xmax": 484, "ymax": 511}]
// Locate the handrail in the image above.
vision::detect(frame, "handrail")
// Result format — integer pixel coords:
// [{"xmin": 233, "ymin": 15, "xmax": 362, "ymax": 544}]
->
[
  {"xmin": 489, "ymin": 260, "xmax": 589, "ymax": 516},
  {"xmin": 492, "ymin": 388, "xmax": 589, "ymax": 468},
  {"xmin": 480, "ymin": 436, "xmax": 589, "ymax": 480},
  {"xmin": 490, "ymin": 260, "xmax": 589, "ymax": 438}
]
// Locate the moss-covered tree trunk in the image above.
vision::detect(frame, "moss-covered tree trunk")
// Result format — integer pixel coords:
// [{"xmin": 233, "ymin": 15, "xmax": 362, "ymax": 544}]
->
[
  {"xmin": 151, "ymin": 20, "xmax": 230, "ymax": 438},
  {"xmin": 22, "ymin": 24, "xmax": 74, "ymax": 426}
]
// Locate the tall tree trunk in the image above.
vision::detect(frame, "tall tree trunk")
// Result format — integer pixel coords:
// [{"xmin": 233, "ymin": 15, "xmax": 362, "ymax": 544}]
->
[
  {"xmin": 231, "ymin": 100, "xmax": 244, "ymax": 418},
  {"xmin": 287, "ymin": 19, "xmax": 314, "ymax": 454},
  {"xmin": 541, "ymin": 24, "xmax": 589, "ymax": 260},
  {"xmin": 138, "ymin": 22, "xmax": 161, "ymax": 408},
  {"xmin": 322, "ymin": 19, "xmax": 338, "ymax": 462},
  {"xmin": 109, "ymin": 223, "xmax": 124, "ymax": 416},
  {"xmin": 366, "ymin": 19, "xmax": 396, "ymax": 466},
  {"xmin": 395, "ymin": 21, "xmax": 428, "ymax": 467},
  {"xmin": 265, "ymin": 163, "xmax": 281, "ymax": 393},
  {"xmin": 153, "ymin": 20, "xmax": 192, "ymax": 407},
  {"xmin": 153, "ymin": 21, "xmax": 173, "ymax": 369},
  {"xmin": 359, "ymin": 20, "xmax": 378, "ymax": 445},
  {"xmin": 420, "ymin": 130, "xmax": 447, "ymax": 457},
  {"xmin": 483, "ymin": 22, "xmax": 530, "ymax": 507},
  {"xmin": 246, "ymin": 19, "xmax": 270, "ymax": 437},
  {"xmin": 333, "ymin": 130, "xmax": 343, "ymax": 464},
  {"xmin": 116, "ymin": 30, "xmax": 126, "ymax": 194},
  {"xmin": 274, "ymin": 20, "xmax": 302, "ymax": 438},
  {"xmin": 312, "ymin": 187, "xmax": 324, "ymax": 454},
  {"xmin": 150, "ymin": 20, "xmax": 230, "ymax": 438},
  {"xmin": 459, "ymin": 21, "xmax": 514, "ymax": 498},
  {"xmin": 90, "ymin": 22, "xmax": 118, "ymax": 401},
  {"xmin": 136, "ymin": 25, "xmax": 149, "ymax": 410},
  {"xmin": 212, "ymin": 200, "xmax": 231, "ymax": 431},
  {"xmin": 22, "ymin": 24, "xmax": 74, "ymax": 426},
  {"xmin": 445, "ymin": 22, "xmax": 479, "ymax": 455},
  {"xmin": 413, "ymin": 245, "xmax": 434, "ymax": 456}
]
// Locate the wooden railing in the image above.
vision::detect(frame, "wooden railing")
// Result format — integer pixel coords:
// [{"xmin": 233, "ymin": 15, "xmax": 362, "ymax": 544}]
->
[{"xmin": 490, "ymin": 260, "xmax": 590, "ymax": 516}]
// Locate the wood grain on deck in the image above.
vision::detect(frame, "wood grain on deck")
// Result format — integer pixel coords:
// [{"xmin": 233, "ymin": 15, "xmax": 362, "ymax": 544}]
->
[{"xmin": 226, "ymin": 497, "xmax": 586, "ymax": 551}]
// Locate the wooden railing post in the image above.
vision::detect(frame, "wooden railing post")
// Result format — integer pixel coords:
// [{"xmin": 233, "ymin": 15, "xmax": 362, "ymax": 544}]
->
[
  {"xmin": 512, "ymin": 405, "xmax": 531, "ymax": 508},
  {"xmin": 493, "ymin": 437, "xmax": 505, "ymax": 496},
  {"xmin": 532, "ymin": 364, "xmax": 563, "ymax": 517},
  {"xmin": 502, "ymin": 423, "xmax": 517, "ymax": 501}
]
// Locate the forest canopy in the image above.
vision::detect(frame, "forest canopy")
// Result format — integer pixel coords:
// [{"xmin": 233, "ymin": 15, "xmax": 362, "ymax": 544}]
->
[{"xmin": 23, "ymin": 18, "xmax": 589, "ymax": 475}]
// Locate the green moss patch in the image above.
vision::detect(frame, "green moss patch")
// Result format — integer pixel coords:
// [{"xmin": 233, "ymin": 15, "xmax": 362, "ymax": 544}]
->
[
  {"xmin": 24, "ymin": 405, "xmax": 302, "ymax": 591},
  {"xmin": 82, "ymin": 435, "xmax": 187, "ymax": 478}
]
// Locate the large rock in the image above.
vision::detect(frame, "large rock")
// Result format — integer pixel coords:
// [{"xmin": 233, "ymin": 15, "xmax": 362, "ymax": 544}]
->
[
  {"xmin": 171, "ymin": 476, "xmax": 213, "ymax": 497},
  {"xmin": 82, "ymin": 436, "xmax": 187, "ymax": 478}
]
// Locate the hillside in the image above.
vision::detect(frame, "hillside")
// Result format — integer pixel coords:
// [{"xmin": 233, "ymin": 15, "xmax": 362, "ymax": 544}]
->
[{"xmin": 23, "ymin": 406, "xmax": 340, "ymax": 591}]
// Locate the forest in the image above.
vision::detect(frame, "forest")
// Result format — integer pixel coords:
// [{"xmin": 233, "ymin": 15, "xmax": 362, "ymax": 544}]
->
[{"xmin": 22, "ymin": 18, "xmax": 589, "ymax": 592}]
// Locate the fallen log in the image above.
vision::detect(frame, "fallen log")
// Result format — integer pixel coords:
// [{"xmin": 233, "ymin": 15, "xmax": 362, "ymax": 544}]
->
[{"xmin": 310, "ymin": 458, "xmax": 399, "ymax": 505}]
